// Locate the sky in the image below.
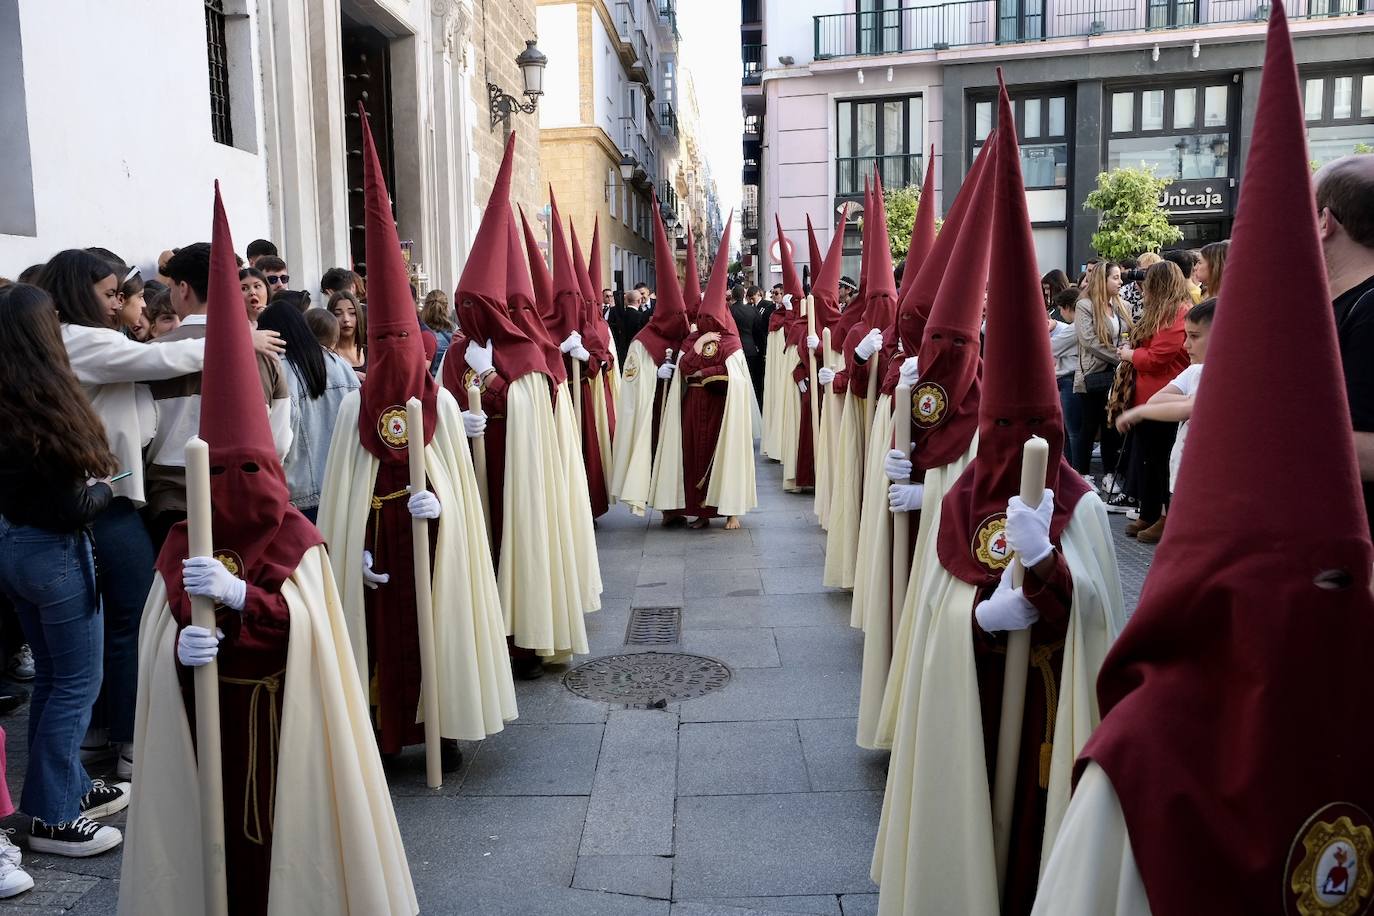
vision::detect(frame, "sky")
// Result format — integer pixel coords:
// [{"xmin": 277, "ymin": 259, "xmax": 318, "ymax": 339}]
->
[{"xmin": 676, "ymin": 0, "xmax": 743, "ymax": 250}]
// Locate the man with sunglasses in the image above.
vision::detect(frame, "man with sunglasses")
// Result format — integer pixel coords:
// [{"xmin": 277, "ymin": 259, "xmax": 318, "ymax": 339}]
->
[{"xmin": 256, "ymin": 255, "xmax": 290, "ymax": 293}]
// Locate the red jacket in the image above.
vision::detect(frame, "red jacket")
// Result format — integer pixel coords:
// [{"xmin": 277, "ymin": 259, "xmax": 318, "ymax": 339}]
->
[{"xmin": 1130, "ymin": 303, "xmax": 1191, "ymax": 406}]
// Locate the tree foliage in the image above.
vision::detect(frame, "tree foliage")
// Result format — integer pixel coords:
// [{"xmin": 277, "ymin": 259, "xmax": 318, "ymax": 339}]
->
[
  {"xmin": 1083, "ymin": 166, "xmax": 1182, "ymax": 262},
  {"xmin": 874, "ymin": 184, "xmax": 942, "ymax": 262}
]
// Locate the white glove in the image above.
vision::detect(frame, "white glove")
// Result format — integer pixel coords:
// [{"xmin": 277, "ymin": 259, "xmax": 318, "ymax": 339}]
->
[
  {"xmin": 465, "ymin": 339, "xmax": 494, "ymax": 377},
  {"xmin": 855, "ymin": 328, "xmax": 883, "ymax": 360},
  {"xmin": 898, "ymin": 355, "xmax": 920, "ymax": 387},
  {"xmin": 461, "ymin": 410, "xmax": 487, "ymax": 438},
  {"xmin": 798, "ymin": 379, "xmax": 808, "ymax": 395},
  {"xmin": 362, "ymin": 549, "xmax": 390, "ymax": 589},
  {"xmin": 570, "ymin": 345, "xmax": 591, "ymax": 362},
  {"xmin": 559, "ymin": 331, "xmax": 583, "ymax": 355},
  {"xmin": 182, "ymin": 556, "xmax": 246, "ymax": 611},
  {"xmin": 887, "ymin": 483, "xmax": 925, "ymax": 513},
  {"xmin": 177, "ymin": 625, "xmax": 224, "ymax": 668},
  {"xmin": 817, "ymin": 366, "xmax": 836, "ymax": 386},
  {"xmin": 407, "ymin": 488, "xmax": 442, "ymax": 519},
  {"xmin": 782, "ymin": 295, "xmax": 793, "ymax": 311},
  {"xmin": 974, "ymin": 565, "xmax": 1039, "ymax": 632},
  {"xmin": 1005, "ymin": 489, "xmax": 1055, "ymax": 568},
  {"xmin": 657, "ymin": 361, "xmax": 676, "ymax": 380},
  {"xmin": 884, "ymin": 448, "xmax": 912, "ymax": 482},
  {"xmin": 806, "ymin": 334, "xmax": 820, "ymax": 351}
]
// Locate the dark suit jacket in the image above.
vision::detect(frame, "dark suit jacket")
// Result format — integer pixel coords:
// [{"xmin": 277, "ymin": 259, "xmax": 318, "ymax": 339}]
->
[{"xmin": 729, "ymin": 301, "xmax": 759, "ymax": 360}]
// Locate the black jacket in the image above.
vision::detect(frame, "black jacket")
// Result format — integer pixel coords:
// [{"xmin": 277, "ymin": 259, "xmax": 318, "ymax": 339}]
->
[
  {"xmin": 729, "ymin": 301, "xmax": 759, "ymax": 360},
  {"xmin": 0, "ymin": 455, "xmax": 112, "ymax": 532}
]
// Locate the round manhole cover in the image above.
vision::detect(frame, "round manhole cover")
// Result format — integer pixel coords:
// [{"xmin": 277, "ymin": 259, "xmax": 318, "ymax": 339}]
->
[{"xmin": 563, "ymin": 652, "xmax": 731, "ymax": 706}]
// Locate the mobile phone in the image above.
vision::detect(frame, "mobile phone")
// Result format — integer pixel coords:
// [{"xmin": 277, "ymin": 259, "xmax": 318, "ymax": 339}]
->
[{"xmin": 110, "ymin": 470, "xmax": 133, "ymax": 482}]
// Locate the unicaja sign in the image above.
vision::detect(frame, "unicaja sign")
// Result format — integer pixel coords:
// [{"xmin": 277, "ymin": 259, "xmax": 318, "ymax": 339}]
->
[{"xmin": 1159, "ymin": 181, "xmax": 1230, "ymax": 215}]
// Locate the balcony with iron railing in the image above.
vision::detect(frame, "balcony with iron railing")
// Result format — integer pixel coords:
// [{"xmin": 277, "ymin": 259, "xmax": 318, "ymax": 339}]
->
[
  {"xmin": 836, "ymin": 152, "xmax": 926, "ymax": 195},
  {"xmin": 615, "ymin": 0, "xmax": 636, "ymax": 43},
  {"xmin": 813, "ymin": 0, "xmax": 1373, "ymax": 58},
  {"xmin": 742, "ymin": 42, "xmax": 765, "ymax": 85},
  {"xmin": 620, "ymin": 116, "xmax": 657, "ymax": 187},
  {"xmin": 658, "ymin": 0, "xmax": 681, "ymax": 40},
  {"xmin": 659, "ymin": 180, "xmax": 679, "ymax": 215},
  {"xmin": 742, "ymin": 0, "xmax": 761, "ymax": 25},
  {"xmin": 658, "ymin": 100, "xmax": 679, "ymax": 137}
]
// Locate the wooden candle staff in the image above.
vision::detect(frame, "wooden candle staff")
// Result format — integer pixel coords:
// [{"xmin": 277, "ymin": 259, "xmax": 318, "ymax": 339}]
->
[
  {"xmin": 805, "ymin": 295, "xmax": 820, "ymax": 461},
  {"xmin": 184, "ymin": 437, "xmax": 228, "ymax": 916},
  {"xmin": 406, "ymin": 398, "xmax": 444, "ymax": 788},
  {"xmin": 467, "ymin": 385, "xmax": 491, "ymax": 542},
  {"xmin": 992, "ymin": 435, "xmax": 1049, "ymax": 892},
  {"xmin": 890, "ymin": 386, "xmax": 913, "ymax": 639}
]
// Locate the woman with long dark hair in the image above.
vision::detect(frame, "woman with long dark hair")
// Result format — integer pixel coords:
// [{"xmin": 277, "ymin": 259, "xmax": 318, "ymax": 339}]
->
[
  {"xmin": 1194, "ymin": 239, "xmax": 1229, "ymax": 302},
  {"xmin": 329, "ymin": 290, "xmax": 367, "ymax": 379},
  {"xmin": 256, "ymin": 302, "xmax": 359, "ymax": 522},
  {"xmin": 1115, "ymin": 261, "xmax": 1192, "ymax": 541},
  {"xmin": 1041, "ymin": 269, "xmax": 1071, "ymax": 316},
  {"xmin": 0, "ymin": 284, "xmax": 127, "ymax": 858}
]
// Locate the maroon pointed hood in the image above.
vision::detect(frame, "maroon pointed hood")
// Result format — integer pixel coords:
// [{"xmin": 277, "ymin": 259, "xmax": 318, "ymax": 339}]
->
[
  {"xmin": 937, "ymin": 74, "xmax": 1089, "ymax": 588},
  {"xmin": 805, "ymin": 214, "xmax": 823, "ymax": 285},
  {"xmin": 797, "ymin": 204, "xmax": 848, "ymax": 347},
  {"xmin": 689, "ymin": 212, "xmax": 739, "ymax": 358},
  {"xmin": 904, "ymin": 131, "xmax": 999, "ymax": 472},
  {"xmin": 548, "ymin": 189, "xmax": 582, "ymax": 342},
  {"xmin": 570, "ymin": 223, "xmax": 611, "ymax": 364},
  {"xmin": 776, "ymin": 214, "xmax": 803, "ymax": 326},
  {"xmin": 358, "ymin": 103, "xmax": 437, "ymax": 464},
  {"xmin": 156, "ymin": 182, "xmax": 322, "ymax": 615},
  {"xmin": 1080, "ymin": 8, "xmax": 1374, "ymax": 913},
  {"xmin": 896, "ymin": 148, "xmax": 937, "ymax": 304},
  {"xmin": 581, "ymin": 217, "xmax": 614, "ymax": 362},
  {"xmin": 863, "ymin": 168, "xmax": 898, "ymax": 332},
  {"xmin": 635, "ymin": 198, "xmax": 690, "ymax": 363},
  {"xmin": 519, "ymin": 205, "xmax": 568, "ymax": 384},
  {"xmin": 683, "ymin": 224, "xmax": 703, "ymax": 323}
]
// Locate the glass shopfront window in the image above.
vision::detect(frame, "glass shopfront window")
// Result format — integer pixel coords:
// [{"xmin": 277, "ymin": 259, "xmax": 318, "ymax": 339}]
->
[
  {"xmin": 1108, "ymin": 82, "xmax": 1234, "ymax": 180},
  {"xmin": 836, "ymin": 94, "xmax": 924, "ymax": 195},
  {"xmin": 969, "ymin": 90, "xmax": 1071, "ymax": 189},
  {"xmin": 1303, "ymin": 69, "xmax": 1374, "ymax": 167}
]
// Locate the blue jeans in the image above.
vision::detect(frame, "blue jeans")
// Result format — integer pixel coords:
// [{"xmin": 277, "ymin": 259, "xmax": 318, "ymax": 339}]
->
[
  {"xmin": 1057, "ymin": 374, "xmax": 1082, "ymax": 470},
  {"xmin": 89, "ymin": 498, "xmax": 153, "ymax": 744},
  {"xmin": 0, "ymin": 518, "xmax": 101, "ymax": 823}
]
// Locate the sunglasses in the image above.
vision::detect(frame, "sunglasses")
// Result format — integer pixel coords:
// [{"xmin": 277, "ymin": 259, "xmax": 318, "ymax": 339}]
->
[{"xmin": 266, "ymin": 275, "xmax": 290, "ymax": 286}]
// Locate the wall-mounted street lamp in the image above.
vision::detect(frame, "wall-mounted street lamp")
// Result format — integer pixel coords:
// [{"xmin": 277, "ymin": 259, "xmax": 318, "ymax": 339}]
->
[{"xmin": 489, "ymin": 40, "xmax": 548, "ymax": 129}]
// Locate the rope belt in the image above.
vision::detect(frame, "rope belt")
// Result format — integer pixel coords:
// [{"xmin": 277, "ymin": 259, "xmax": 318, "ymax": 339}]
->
[
  {"xmin": 219, "ymin": 668, "xmax": 286, "ymax": 845},
  {"xmin": 990, "ymin": 638, "xmax": 1065, "ymax": 789},
  {"xmin": 370, "ymin": 487, "xmax": 410, "ymax": 547},
  {"xmin": 687, "ymin": 374, "xmax": 729, "ymax": 388}
]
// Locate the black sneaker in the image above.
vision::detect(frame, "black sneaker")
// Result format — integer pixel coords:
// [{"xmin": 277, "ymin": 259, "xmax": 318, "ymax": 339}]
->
[
  {"xmin": 79, "ymin": 780, "xmax": 130, "ymax": 820},
  {"xmin": 28, "ymin": 816, "xmax": 122, "ymax": 857},
  {"xmin": 442, "ymin": 739, "xmax": 463, "ymax": 774},
  {"xmin": 1103, "ymin": 491, "xmax": 1137, "ymax": 514}
]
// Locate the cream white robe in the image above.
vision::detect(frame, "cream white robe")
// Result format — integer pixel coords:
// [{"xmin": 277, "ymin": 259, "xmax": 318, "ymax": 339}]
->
[
  {"xmin": 824, "ymin": 388, "xmax": 871, "ymax": 589},
  {"xmin": 589, "ymin": 355, "xmax": 618, "ymax": 502},
  {"xmin": 814, "ymin": 361, "xmax": 843, "ymax": 528},
  {"xmin": 610, "ymin": 339, "xmax": 664, "ymax": 516},
  {"xmin": 870, "ymin": 436, "xmax": 979, "ymax": 750},
  {"xmin": 1030, "ymin": 762, "xmax": 1152, "ymax": 916},
  {"xmin": 850, "ymin": 394, "xmax": 893, "ymax": 630},
  {"xmin": 761, "ymin": 326, "xmax": 787, "ymax": 461},
  {"xmin": 118, "ymin": 547, "xmax": 418, "ymax": 916},
  {"xmin": 552, "ymin": 381, "xmax": 605, "ymax": 617},
  {"xmin": 316, "ymin": 388, "xmax": 517, "ymax": 735},
  {"xmin": 871, "ymin": 495, "xmax": 1126, "ymax": 916},
  {"xmin": 650, "ymin": 349, "xmax": 758, "ymax": 518}
]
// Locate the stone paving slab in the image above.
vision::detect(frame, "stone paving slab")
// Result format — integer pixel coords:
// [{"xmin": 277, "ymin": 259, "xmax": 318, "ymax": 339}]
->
[
  {"xmin": 580, "ymin": 710, "xmax": 677, "ymax": 856},
  {"xmin": 682, "ymin": 896, "xmax": 842, "ymax": 915},
  {"xmin": 838, "ymin": 894, "xmax": 880, "ymax": 916},
  {"xmin": 773, "ymin": 625, "xmax": 864, "ymax": 670},
  {"xmin": 573, "ymin": 854, "xmax": 674, "ymax": 899},
  {"xmin": 684, "ymin": 568, "xmax": 764, "ymax": 599},
  {"xmin": 460, "ymin": 723, "xmax": 604, "ymax": 796},
  {"xmin": 679, "ymin": 628, "xmax": 780, "ymax": 669},
  {"xmin": 679, "ymin": 667, "xmax": 861, "ymax": 723},
  {"xmin": 798, "ymin": 719, "xmax": 889, "ymax": 793},
  {"xmin": 677, "ymin": 721, "xmax": 809, "ymax": 796},
  {"xmin": 759, "ymin": 563, "xmax": 831, "ymax": 595},
  {"xmin": 673, "ymin": 792, "xmax": 884, "ymax": 898},
  {"xmin": 684, "ymin": 593, "xmax": 853, "ymax": 630}
]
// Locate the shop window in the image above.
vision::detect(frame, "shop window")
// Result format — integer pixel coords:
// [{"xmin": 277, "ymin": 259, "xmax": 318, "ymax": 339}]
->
[
  {"xmin": 969, "ymin": 90, "xmax": 1071, "ymax": 189},
  {"xmin": 1109, "ymin": 82, "xmax": 1233, "ymax": 180},
  {"xmin": 1112, "ymin": 92, "xmax": 1134, "ymax": 133},
  {"xmin": 1302, "ymin": 68, "xmax": 1374, "ymax": 166}
]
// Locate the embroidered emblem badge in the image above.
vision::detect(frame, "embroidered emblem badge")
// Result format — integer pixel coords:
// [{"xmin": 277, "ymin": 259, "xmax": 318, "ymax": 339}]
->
[
  {"xmin": 702, "ymin": 340, "xmax": 720, "ymax": 359},
  {"xmin": 623, "ymin": 358, "xmax": 639, "ymax": 381},
  {"xmin": 378, "ymin": 406, "xmax": 409, "ymax": 449},
  {"xmin": 213, "ymin": 550, "xmax": 243, "ymax": 579},
  {"xmin": 462, "ymin": 368, "xmax": 478, "ymax": 391},
  {"xmin": 912, "ymin": 382, "xmax": 947, "ymax": 427},
  {"xmin": 973, "ymin": 514, "xmax": 1013, "ymax": 572},
  {"xmin": 1287, "ymin": 803, "xmax": 1374, "ymax": 916}
]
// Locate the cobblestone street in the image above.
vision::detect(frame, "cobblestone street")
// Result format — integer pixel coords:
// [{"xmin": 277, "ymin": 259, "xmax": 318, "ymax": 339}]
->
[{"xmin": 0, "ymin": 452, "xmax": 1154, "ymax": 915}]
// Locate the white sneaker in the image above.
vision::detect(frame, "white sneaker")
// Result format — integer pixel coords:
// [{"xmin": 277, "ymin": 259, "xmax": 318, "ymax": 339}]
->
[
  {"xmin": 1101, "ymin": 473, "xmax": 1118, "ymax": 494},
  {"xmin": 0, "ymin": 832, "xmax": 31, "ymax": 898},
  {"xmin": 6, "ymin": 646, "xmax": 34, "ymax": 682},
  {"xmin": 1083, "ymin": 474, "xmax": 1097, "ymax": 490},
  {"xmin": 115, "ymin": 743, "xmax": 133, "ymax": 780},
  {"xmin": 1126, "ymin": 507, "xmax": 1141, "ymax": 521}
]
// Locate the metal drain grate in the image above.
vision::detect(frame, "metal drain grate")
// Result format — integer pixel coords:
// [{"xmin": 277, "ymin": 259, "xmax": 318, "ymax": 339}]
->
[
  {"xmin": 624, "ymin": 607, "xmax": 682, "ymax": 645},
  {"xmin": 563, "ymin": 652, "xmax": 731, "ymax": 707}
]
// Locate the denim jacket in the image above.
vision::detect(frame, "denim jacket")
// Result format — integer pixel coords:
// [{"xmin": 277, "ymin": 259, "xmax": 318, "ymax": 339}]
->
[{"xmin": 282, "ymin": 350, "xmax": 360, "ymax": 510}]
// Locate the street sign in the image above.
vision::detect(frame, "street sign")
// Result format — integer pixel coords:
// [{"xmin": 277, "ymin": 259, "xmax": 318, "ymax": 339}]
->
[{"xmin": 768, "ymin": 235, "xmax": 795, "ymax": 264}]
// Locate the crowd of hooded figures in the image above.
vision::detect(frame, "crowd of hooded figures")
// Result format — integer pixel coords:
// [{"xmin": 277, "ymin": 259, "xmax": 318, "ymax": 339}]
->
[{"xmin": 0, "ymin": 3, "xmax": 1373, "ymax": 912}]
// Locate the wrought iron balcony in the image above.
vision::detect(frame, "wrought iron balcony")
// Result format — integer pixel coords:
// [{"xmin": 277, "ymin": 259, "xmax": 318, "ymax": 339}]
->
[
  {"xmin": 658, "ymin": 101, "xmax": 679, "ymax": 136},
  {"xmin": 742, "ymin": 43, "xmax": 765, "ymax": 85},
  {"xmin": 813, "ymin": 0, "xmax": 1372, "ymax": 59},
  {"xmin": 836, "ymin": 152, "xmax": 925, "ymax": 195}
]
